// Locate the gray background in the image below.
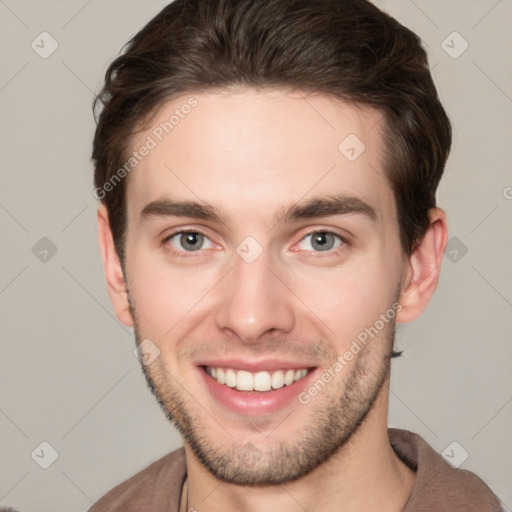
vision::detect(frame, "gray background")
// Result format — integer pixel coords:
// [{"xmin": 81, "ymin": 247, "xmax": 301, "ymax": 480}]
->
[{"xmin": 0, "ymin": 0, "xmax": 511, "ymax": 510}]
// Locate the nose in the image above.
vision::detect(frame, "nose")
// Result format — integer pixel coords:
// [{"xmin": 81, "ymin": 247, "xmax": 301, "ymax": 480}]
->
[{"xmin": 214, "ymin": 247, "xmax": 295, "ymax": 344}]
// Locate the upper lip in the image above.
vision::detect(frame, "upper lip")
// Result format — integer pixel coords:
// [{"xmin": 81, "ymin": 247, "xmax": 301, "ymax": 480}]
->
[{"xmin": 197, "ymin": 358, "xmax": 318, "ymax": 372}]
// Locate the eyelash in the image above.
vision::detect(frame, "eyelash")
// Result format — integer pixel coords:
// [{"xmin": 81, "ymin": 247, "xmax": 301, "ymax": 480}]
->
[{"xmin": 161, "ymin": 228, "xmax": 349, "ymax": 258}]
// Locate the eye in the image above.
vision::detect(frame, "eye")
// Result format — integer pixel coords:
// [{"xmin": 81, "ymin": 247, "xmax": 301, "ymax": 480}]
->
[
  {"xmin": 297, "ymin": 231, "xmax": 345, "ymax": 252},
  {"xmin": 165, "ymin": 230, "xmax": 214, "ymax": 252}
]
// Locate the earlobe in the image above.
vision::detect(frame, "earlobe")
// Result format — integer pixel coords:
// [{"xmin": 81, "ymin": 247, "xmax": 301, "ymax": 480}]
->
[
  {"xmin": 97, "ymin": 204, "xmax": 134, "ymax": 327},
  {"xmin": 396, "ymin": 208, "xmax": 448, "ymax": 324}
]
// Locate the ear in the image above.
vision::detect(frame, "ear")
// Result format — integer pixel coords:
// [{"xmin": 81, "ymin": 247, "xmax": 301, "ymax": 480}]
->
[
  {"xmin": 396, "ymin": 207, "xmax": 448, "ymax": 323},
  {"xmin": 97, "ymin": 203, "xmax": 134, "ymax": 327}
]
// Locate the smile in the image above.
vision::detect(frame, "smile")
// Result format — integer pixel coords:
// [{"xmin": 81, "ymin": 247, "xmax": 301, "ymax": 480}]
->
[{"xmin": 204, "ymin": 366, "xmax": 310, "ymax": 392}]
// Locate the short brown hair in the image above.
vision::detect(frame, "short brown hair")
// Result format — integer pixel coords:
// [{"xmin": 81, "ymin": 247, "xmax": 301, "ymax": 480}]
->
[{"xmin": 92, "ymin": 0, "xmax": 451, "ymax": 264}]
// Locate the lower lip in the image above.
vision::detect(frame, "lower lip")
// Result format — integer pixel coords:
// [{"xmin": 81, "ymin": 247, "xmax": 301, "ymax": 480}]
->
[{"xmin": 199, "ymin": 367, "xmax": 318, "ymax": 415}]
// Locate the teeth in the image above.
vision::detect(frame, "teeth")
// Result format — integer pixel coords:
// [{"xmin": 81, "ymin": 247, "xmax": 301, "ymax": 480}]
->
[
  {"xmin": 271, "ymin": 370, "xmax": 284, "ymax": 389},
  {"xmin": 254, "ymin": 371, "xmax": 272, "ymax": 391},
  {"xmin": 294, "ymin": 369, "xmax": 308, "ymax": 381},
  {"xmin": 284, "ymin": 369, "xmax": 295, "ymax": 385},
  {"xmin": 225, "ymin": 369, "xmax": 237, "ymax": 388},
  {"xmin": 236, "ymin": 370, "xmax": 253, "ymax": 391},
  {"xmin": 206, "ymin": 366, "xmax": 310, "ymax": 392}
]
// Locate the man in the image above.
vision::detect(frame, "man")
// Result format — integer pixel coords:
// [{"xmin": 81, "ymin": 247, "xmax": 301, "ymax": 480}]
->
[{"xmin": 89, "ymin": 0, "xmax": 503, "ymax": 510}]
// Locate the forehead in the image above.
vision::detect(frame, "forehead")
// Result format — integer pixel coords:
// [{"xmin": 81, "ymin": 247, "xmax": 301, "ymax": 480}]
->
[{"xmin": 126, "ymin": 88, "xmax": 393, "ymax": 227}]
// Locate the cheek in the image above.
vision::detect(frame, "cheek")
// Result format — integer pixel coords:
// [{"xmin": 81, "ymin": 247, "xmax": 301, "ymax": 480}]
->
[
  {"xmin": 133, "ymin": 271, "xmax": 209, "ymax": 336},
  {"xmin": 287, "ymin": 256, "xmax": 398, "ymax": 343},
  {"xmin": 126, "ymin": 242, "xmax": 214, "ymax": 339}
]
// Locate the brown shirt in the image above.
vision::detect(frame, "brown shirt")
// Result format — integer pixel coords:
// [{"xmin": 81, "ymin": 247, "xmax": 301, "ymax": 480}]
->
[{"xmin": 88, "ymin": 428, "xmax": 503, "ymax": 511}]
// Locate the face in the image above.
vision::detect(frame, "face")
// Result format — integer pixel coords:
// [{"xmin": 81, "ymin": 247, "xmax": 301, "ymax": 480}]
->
[{"xmin": 120, "ymin": 89, "xmax": 408, "ymax": 484}]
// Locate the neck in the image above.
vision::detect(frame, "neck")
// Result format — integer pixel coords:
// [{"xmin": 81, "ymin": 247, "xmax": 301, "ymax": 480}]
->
[{"xmin": 182, "ymin": 377, "xmax": 416, "ymax": 512}]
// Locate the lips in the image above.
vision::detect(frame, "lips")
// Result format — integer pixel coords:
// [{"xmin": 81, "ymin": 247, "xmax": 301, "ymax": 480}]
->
[{"xmin": 198, "ymin": 359, "xmax": 319, "ymax": 415}]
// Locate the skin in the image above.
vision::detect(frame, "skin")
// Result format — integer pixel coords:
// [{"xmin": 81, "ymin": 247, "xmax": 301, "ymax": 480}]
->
[{"xmin": 98, "ymin": 88, "xmax": 448, "ymax": 512}]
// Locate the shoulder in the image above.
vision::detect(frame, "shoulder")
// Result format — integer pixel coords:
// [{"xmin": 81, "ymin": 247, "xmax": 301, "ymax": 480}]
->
[
  {"xmin": 389, "ymin": 428, "xmax": 503, "ymax": 511},
  {"xmin": 88, "ymin": 447, "xmax": 186, "ymax": 512}
]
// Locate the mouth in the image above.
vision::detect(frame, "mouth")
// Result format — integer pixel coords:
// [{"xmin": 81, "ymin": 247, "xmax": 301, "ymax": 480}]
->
[
  {"xmin": 203, "ymin": 366, "xmax": 311, "ymax": 392},
  {"xmin": 198, "ymin": 361, "xmax": 319, "ymax": 415}
]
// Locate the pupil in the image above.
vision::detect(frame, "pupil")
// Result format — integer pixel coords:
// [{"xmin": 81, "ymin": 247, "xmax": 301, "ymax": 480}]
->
[
  {"xmin": 313, "ymin": 232, "xmax": 333, "ymax": 251},
  {"xmin": 183, "ymin": 233, "xmax": 201, "ymax": 251}
]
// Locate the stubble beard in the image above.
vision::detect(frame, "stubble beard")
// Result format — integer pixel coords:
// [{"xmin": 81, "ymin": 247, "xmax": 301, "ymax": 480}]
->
[{"xmin": 130, "ymin": 299, "xmax": 395, "ymax": 486}]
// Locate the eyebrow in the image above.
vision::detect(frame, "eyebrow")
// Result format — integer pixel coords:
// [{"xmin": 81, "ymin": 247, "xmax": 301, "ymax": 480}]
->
[
  {"xmin": 278, "ymin": 194, "xmax": 377, "ymax": 224},
  {"xmin": 140, "ymin": 199, "xmax": 227, "ymax": 225},
  {"xmin": 139, "ymin": 193, "xmax": 377, "ymax": 226}
]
